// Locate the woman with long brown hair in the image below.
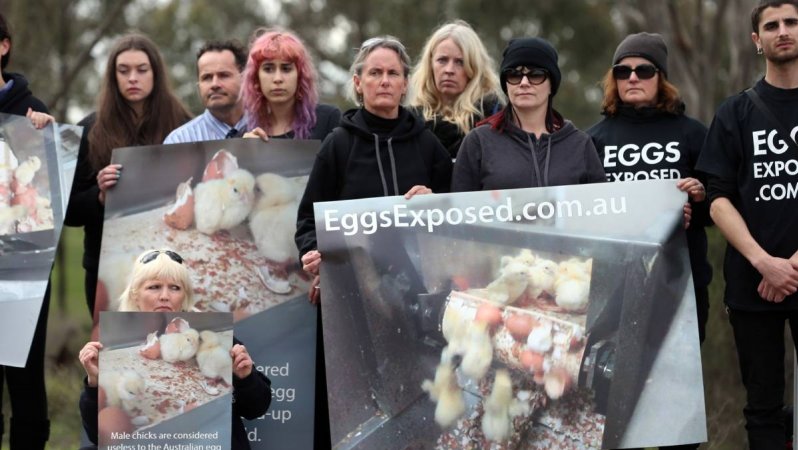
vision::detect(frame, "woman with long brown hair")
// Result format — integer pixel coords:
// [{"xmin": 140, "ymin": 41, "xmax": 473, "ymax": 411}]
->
[{"xmin": 65, "ymin": 33, "xmax": 191, "ymax": 318}]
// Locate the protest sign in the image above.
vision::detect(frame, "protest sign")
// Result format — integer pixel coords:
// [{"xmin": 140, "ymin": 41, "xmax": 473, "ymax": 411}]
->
[
  {"xmin": 98, "ymin": 139, "xmax": 319, "ymax": 448},
  {"xmin": 315, "ymin": 179, "xmax": 705, "ymax": 449},
  {"xmin": 98, "ymin": 312, "xmax": 232, "ymax": 450},
  {"xmin": 0, "ymin": 114, "xmax": 81, "ymax": 366}
]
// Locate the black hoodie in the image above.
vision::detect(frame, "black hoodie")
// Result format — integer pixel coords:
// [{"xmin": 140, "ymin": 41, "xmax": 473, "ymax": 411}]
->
[
  {"xmin": 0, "ymin": 72, "xmax": 48, "ymax": 115},
  {"xmin": 295, "ymin": 106, "xmax": 452, "ymax": 257},
  {"xmin": 587, "ymin": 104, "xmax": 712, "ymax": 288}
]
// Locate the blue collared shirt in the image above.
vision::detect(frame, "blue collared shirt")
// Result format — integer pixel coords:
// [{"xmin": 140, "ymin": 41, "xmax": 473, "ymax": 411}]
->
[{"xmin": 163, "ymin": 109, "xmax": 248, "ymax": 144}]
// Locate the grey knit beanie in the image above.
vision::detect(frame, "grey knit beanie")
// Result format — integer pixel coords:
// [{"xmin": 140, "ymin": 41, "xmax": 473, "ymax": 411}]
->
[{"xmin": 612, "ymin": 32, "xmax": 668, "ymax": 78}]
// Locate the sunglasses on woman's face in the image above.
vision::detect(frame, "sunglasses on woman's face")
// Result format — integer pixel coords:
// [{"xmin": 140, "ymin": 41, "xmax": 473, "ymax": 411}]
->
[
  {"xmin": 140, "ymin": 250, "xmax": 184, "ymax": 265},
  {"xmin": 504, "ymin": 67, "xmax": 548, "ymax": 85},
  {"xmin": 612, "ymin": 63, "xmax": 659, "ymax": 80}
]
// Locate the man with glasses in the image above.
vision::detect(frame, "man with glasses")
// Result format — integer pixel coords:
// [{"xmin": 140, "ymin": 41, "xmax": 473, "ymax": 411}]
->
[
  {"xmin": 164, "ymin": 40, "xmax": 248, "ymax": 144},
  {"xmin": 697, "ymin": 1, "xmax": 798, "ymax": 447}
]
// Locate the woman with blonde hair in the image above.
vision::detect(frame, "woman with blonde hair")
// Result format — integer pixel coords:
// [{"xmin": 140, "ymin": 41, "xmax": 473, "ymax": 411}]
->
[
  {"xmin": 117, "ymin": 249, "xmax": 195, "ymax": 312},
  {"xmin": 78, "ymin": 249, "xmax": 270, "ymax": 450},
  {"xmin": 409, "ymin": 20, "xmax": 503, "ymax": 158}
]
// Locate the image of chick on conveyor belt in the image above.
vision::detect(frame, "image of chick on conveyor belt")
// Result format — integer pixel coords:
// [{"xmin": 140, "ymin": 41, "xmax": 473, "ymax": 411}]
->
[
  {"xmin": 0, "ymin": 140, "xmax": 54, "ymax": 236},
  {"xmin": 98, "ymin": 316, "xmax": 233, "ymax": 441},
  {"xmin": 98, "ymin": 149, "xmax": 312, "ymax": 320},
  {"xmin": 422, "ymin": 249, "xmax": 602, "ymax": 449}
]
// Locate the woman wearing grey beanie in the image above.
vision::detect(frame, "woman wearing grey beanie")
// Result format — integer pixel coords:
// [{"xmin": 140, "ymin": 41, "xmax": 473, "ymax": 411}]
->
[
  {"xmin": 586, "ymin": 32, "xmax": 710, "ymax": 449},
  {"xmin": 452, "ymin": 36, "xmax": 605, "ymax": 192}
]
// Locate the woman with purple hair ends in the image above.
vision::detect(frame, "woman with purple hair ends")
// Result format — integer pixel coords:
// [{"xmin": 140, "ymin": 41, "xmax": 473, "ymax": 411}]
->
[{"xmin": 242, "ymin": 28, "xmax": 340, "ymax": 141}]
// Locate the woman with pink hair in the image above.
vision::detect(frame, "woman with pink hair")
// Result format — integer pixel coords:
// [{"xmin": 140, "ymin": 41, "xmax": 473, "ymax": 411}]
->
[{"xmin": 242, "ymin": 28, "xmax": 339, "ymax": 140}]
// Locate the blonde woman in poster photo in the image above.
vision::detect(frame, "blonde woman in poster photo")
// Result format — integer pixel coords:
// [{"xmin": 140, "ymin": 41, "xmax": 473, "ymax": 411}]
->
[{"xmin": 77, "ymin": 249, "xmax": 270, "ymax": 450}]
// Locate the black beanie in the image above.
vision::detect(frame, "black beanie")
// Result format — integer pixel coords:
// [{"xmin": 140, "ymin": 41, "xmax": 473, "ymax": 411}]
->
[
  {"xmin": 500, "ymin": 37, "xmax": 561, "ymax": 96},
  {"xmin": 612, "ymin": 32, "xmax": 668, "ymax": 78}
]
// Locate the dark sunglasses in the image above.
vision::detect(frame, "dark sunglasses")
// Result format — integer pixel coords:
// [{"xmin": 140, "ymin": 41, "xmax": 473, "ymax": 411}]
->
[
  {"xmin": 504, "ymin": 67, "xmax": 548, "ymax": 86},
  {"xmin": 140, "ymin": 250, "xmax": 184, "ymax": 265},
  {"xmin": 612, "ymin": 63, "xmax": 658, "ymax": 80}
]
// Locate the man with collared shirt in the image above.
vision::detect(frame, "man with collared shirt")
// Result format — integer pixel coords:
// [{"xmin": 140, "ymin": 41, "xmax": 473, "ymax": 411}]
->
[
  {"xmin": 697, "ymin": 1, "xmax": 798, "ymax": 448},
  {"xmin": 164, "ymin": 40, "xmax": 247, "ymax": 144}
]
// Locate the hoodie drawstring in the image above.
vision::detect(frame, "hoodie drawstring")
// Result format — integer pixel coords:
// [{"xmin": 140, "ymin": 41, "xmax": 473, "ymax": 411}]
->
[
  {"xmin": 373, "ymin": 134, "xmax": 400, "ymax": 196},
  {"xmin": 524, "ymin": 133, "xmax": 552, "ymax": 188},
  {"xmin": 386, "ymin": 137, "xmax": 399, "ymax": 195},
  {"xmin": 543, "ymin": 134, "xmax": 552, "ymax": 187}
]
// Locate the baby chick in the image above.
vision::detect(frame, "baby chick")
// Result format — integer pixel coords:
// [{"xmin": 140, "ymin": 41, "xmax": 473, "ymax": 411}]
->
[
  {"xmin": 527, "ymin": 258, "xmax": 558, "ymax": 299},
  {"xmin": 11, "ymin": 156, "xmax": 41, "ymax": 189},
  {"xmin": 554, "ymin": 278, "xmax": 590, "ymax": 311},
  {"xmin": 194, "ymin": 168, "xmax": 255, "ymax": 235},
  {"xmin": 249, "ymin": 173, "xmax": 300, "ymax": 293},
  {"xmin": 421, "ymin": 360, "xmax": 466, "ymax": 428},
  {"xmin": 554, "ymin": 257, "xmax": 592, "ymax": 289},
  {"xmin": 100, "ymin": 370, "xmax": 146, "ymax": 414},
  {"xmin": 0, "ymin": 204, "xmax": 25, "ymax": 235},
  {"xmin": 481, "ymin": 369, "xmax": 514, "ymax": 442},
  {"xmin": 484, "ymin": 259, "xmax": 529, "ymax": 305},
  {"xmin": 460, "ymin": 321, "xmax": 493, "ymax": 381},
  {"xmin": 160, "ymin": 328, "xmax": 200, "ymax": 362},
  {"xmin": 196, "ymin": 330, "xmax": 232, "ymax": 385}
]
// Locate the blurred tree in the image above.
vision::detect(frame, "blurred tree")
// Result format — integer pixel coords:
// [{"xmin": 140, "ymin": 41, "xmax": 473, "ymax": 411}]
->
[{"xmin": 4, "ymin": 0, "xmax": 267, "ymax": 122}]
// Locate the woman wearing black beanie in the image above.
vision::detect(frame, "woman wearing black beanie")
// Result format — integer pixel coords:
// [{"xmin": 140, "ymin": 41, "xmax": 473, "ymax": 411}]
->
[{"xmin": 452, "ymin": 36, "xmax": 605, "ymax": 192}]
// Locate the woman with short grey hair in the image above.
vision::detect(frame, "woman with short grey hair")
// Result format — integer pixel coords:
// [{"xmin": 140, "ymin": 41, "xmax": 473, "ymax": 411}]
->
[
  {"xmin": 296, "ymin": 34, "xmax": 452, "ymax": 303},
  {"xmin": 348, "ymin": 36, "xmax": 412, "ymax": 105}
]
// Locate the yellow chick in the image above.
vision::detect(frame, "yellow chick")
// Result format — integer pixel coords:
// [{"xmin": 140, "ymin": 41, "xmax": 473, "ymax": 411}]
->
[
  {"xmin": 12, "ymin": 156, "xmax": 41, "ymax": 187},
  {"xmin": 484, "ymin": 259, "xmax": 529, "ymax": 305},
  {"xmin": 249, "ymin": 173, "xmax": 300, "ymax": 293},
  {"xmin": 194, "ymin": 168, "xmax": 255, "ymax": 235},
  {"xmin": 460, "ymin": 321, "xmax": 493, "ymax": 381},
  {"xmin": 554, "ymin": 257, "xmax": 592, "ymax": 290},
  {"xmin": 196, "ymin": 330, "xmax": 233, "ymax": 385},
  {"xmin": 0, "ymin": 204, "xmax": 25, "ymax": 234},
  {"xmin": 554, "ymin": 278, "xmax": 590, "ymax": 311},
  {"xmin": 421, "ymin": 360, "xmax": 466, "ymax": 428},
  {"xmin": 160, "ymin": 328, "xmax": 200, "ymax": 362},
  {"xmin": 481, "ymin": 369, "xmax": 514, "ymax": 442},
  {"xmin": 527, "ymin": 258, "xmax": 558, "ymax": 299},
  {"xmin": 100, "ymin": 370, "xmax": 146, "ymax": 414}
]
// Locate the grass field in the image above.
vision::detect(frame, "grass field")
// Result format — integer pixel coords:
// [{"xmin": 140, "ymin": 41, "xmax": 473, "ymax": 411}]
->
[{"xmin": 1, "ymin": 226, "xmax": 791, "ymax": 449}]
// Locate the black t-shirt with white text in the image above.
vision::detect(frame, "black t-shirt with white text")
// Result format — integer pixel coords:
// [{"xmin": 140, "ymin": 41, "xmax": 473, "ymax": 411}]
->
[
  {"xmin": 587, "ymin": 105, "xmax": 712, "ymax": 287},
  {"xmin": 697, "ymin": 79, "xmax": 798, "ymax": 310}
]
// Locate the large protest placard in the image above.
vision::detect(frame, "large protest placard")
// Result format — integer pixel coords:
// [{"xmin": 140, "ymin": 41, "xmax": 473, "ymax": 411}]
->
[
  {"xmin": 98, "ymin": 311, "xmax": 233, "ymax": 450},
  {"xmin": 98, "ymin": 139, "xmax": 319, "ymax": 449},
  {"xmin": 0, "ymin": 113, "xmax": 81, "ymax": 366},
  {"xmin": 315, "ymin": 179, "xmax": 706, "ymax": 449}
]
